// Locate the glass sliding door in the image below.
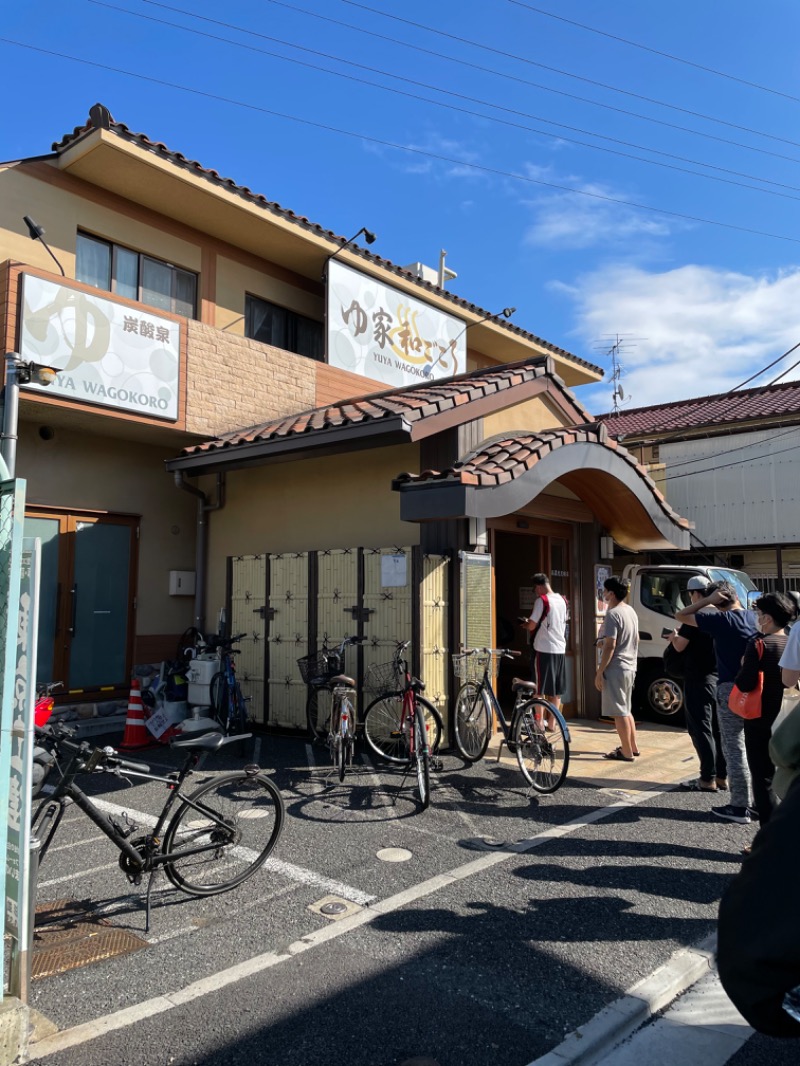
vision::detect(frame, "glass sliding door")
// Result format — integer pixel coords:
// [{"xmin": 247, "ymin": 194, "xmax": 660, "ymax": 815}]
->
[{"xmin": 23, "ymin": 510, "xmax": 138, "ymax": 695}]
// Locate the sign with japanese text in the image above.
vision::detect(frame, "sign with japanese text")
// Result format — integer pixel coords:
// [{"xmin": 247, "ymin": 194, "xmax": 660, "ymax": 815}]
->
[
  {"xmin": 5, "ymin": 539, "xmax": 37, "ymax": 967},
  {"xmin": 19, "ymin": 274, "xmax": 180, "ymax": 421},
  {"xmin": 327, "ymin": 261, "xmax": 467, "ymax": 387}
]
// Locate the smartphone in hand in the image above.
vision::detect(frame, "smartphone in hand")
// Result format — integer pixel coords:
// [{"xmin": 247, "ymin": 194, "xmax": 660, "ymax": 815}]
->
[{"xmin": 661, "ymin": 627, "xmax": 674, "ymax": 638}]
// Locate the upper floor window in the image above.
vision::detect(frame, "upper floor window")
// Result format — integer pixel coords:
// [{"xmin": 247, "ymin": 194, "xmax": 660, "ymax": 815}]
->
[
  {"xmin": 76, "ymin": 232, "xmax": 197, "ymax": 318},
  {"xmin": 245, "ymin": 293, "xmax": 323, "ymax": 361}
]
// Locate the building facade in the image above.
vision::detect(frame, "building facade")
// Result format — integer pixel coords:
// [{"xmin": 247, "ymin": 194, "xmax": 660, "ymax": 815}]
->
[{"xmin": 1, "ymin": 104, "xmax": 689, "ymax": 719}]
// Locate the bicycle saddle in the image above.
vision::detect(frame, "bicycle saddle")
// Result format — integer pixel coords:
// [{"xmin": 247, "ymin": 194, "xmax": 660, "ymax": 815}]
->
[
  {"xmin": 330, "ymin": 674, "xmax": 355, "ymax": 687},
  {"xmin": 170, "ymin": 731, "xmax": 252, "ymax": 752},
  {"xmin": 511, "ymin": 678, "xmax": 537, "ymax": 693}
]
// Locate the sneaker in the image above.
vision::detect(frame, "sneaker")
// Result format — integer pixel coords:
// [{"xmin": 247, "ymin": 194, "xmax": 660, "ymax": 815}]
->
[
  {"xmin": 712, "ymin": 804, "xmax": 751, "ymax": 824},
  {"xmin": 747, "ymin": 807, "xmax": 759, "ymax": 821}
]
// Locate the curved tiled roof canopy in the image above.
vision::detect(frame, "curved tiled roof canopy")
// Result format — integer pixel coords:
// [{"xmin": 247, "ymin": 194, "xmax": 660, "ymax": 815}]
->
[
  {"xmin": 598, "ymin": 379, "xmax": 800, "ymax": 439},
  {"xmin": 52, "ymin": 104, "xmax": 602, "ymax": 375},
  {"xmin": 179, "ymin": 357, "xmax": 591, "ymax": 459},
  {"xmin": 393, "ymin": 424, "xmax": 689, "ymax": 532}
]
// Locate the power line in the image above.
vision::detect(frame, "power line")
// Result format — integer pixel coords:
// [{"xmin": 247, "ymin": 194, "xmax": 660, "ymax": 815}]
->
[
  {"xmin": 329, "ymin": 0, "xmax": 800, "ymax": 160},
  {"xmin": 3, "ymin": 34, "xmax": 800, "ymax": 247},
  {"xmin": 86, "ymin": 1, "xmax": 800, "ymax": 206},
  {"xmin": 508, "ymin": 0, "xmax": 800, "ymax": 106}
]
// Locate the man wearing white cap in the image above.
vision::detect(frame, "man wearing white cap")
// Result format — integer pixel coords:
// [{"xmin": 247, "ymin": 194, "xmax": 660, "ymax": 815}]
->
[{"xmin": 669, "ymin": 577, "xmax": 725, "ymax": 791}]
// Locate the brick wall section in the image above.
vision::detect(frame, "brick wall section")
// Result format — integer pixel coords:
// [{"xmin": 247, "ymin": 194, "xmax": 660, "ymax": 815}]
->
[{"xmin": 184, "ymin": 321, "xmax": 317, "ymax": 437}]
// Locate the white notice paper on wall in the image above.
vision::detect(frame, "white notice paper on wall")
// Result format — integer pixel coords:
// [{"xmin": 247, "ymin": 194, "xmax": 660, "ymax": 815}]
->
[{"xmin": 381, "ymin": 554, "xmax": 407, "ymax": 587}]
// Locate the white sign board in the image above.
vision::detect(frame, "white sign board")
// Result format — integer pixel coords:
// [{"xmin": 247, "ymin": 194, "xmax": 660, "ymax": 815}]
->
[
  {"xmin": 381, "ymin": 554, "xmax": 408, "ymax": 588},
  {"xmin": 19, "ymin": 274, "xmax": 180, "ymax": 421},
  {"xmin": 327, "ymin": 261, "xmax": 467, "ymax": 387}
]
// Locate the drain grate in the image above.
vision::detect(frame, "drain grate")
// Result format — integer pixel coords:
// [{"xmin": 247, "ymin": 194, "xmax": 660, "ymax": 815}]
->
[{"xmin": 32, "ymin": 898, "xmax": 148, "ymax": 980}]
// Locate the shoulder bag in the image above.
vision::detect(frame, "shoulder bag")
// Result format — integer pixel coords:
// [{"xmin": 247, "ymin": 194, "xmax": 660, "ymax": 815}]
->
[{"xmin": 728, "ymin": 638, "xmax": 763, "ymax": 719}]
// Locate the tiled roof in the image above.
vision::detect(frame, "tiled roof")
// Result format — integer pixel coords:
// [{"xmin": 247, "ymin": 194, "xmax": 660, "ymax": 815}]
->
[
  {"xmin": 180, "ymin": 356, "xmax": 590, "ymax": 458},
  {"xmin": 51, "ymin": 104, "xmax": 602, "ymax": 375},
  {"xmin": 598, "ymin": 378, "xmax": 800, "ymax": 439},
  {"xmin": 393, "ymin": 424, "xmax": 689, "ymax": 529}
]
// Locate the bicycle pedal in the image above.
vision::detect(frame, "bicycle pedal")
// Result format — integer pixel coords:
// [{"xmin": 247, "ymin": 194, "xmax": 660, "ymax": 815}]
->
[{"xmin": 431, "ymin": 758, "xmax": 444, "ymax": 772}]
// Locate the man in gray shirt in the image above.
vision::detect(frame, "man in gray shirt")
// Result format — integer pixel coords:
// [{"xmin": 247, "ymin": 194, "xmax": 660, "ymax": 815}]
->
[{"xmin": 596, "ymin": 575, "xmax": 640, "ymax": 761}]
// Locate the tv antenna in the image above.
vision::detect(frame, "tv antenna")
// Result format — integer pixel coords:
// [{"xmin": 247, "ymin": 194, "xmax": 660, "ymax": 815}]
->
[{"xmin": 592, "ymin": 334, "xmax": 643, "ymax": 414}]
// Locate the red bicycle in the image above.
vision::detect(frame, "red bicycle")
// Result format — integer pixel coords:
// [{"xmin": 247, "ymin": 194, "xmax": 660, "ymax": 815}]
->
[{"xmin": 362, "ymin": 641, "xmax": 443, "ymax": 809}]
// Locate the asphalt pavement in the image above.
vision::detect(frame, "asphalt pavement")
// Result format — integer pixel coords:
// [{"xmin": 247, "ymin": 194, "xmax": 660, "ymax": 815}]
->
[{"xmin": 23, "ymin": 719, "xmax": 792, "ymax": 1066}]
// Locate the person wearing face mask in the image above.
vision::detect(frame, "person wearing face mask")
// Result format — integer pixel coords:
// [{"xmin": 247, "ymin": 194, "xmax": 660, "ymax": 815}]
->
[{"xmin": 734, "ymin": 591, "xmax": 795, "ymax": 837}]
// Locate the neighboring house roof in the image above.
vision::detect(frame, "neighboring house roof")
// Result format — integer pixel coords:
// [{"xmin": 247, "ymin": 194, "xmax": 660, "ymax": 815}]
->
[
  {"xmin": 51, "ymin": 104, "xmax": 602, "ymax": 377},
  {"xmin": 598, "ymin": 378, "xmax": 800, "ymax": 440},
  {"xmin": 167, "ymin": 357, "xmax": 593, "ymax": 473},
  {"xmin": 392, "ymin": 424, "xmax": 691, "ymax": 551}
]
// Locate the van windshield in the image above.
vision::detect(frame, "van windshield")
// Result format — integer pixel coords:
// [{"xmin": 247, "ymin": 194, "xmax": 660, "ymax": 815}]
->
[{"xmin": 708, "ymin": 568, "xmax": 757, "ymax": 606}]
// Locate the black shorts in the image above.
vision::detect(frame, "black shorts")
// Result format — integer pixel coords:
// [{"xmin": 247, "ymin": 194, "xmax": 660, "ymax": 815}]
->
[{"xmin": 531, "ymin": 651, "xmax": 566, "ymax": 697}]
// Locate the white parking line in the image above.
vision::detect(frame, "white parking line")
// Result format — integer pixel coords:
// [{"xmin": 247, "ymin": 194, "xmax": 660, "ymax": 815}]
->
[{"xmin": 29, "ymin": 786, "xmax": 669, "ymax": 1061}]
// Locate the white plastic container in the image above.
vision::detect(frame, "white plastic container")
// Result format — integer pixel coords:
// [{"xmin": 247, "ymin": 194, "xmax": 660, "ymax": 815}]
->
[{"xmin": 187, "ymin": 655, "xmax": 218, "ymax": 705}]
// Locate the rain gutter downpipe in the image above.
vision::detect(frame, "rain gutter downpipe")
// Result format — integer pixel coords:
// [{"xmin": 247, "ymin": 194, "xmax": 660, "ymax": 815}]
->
[{"xmin": 174, "ymin": 471, "xmax": 225, "ymax": 634}]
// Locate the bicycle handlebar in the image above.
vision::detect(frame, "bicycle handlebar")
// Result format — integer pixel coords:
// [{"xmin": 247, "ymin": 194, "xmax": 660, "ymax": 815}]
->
[
  {"xmin": 100, "ymin": 747, "xmax": 151, "ymax": 774},
  {"xmin": 460, "ymin": 647, "xmax": 521, "ymax": 659}
]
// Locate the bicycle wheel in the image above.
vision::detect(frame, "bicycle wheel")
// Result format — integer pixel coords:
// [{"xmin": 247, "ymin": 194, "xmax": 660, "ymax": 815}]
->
[
  {"xmin": 163, "ymin": 771, "xmax": 284, "ymax": 896},
  {"xmin": 229, "ymin": 681, "xmax": 250, "ymax": 734},
  {"xmin": 210, "ymin": 671, "xmax": 229, "ymax": 730},
  {"xmin": 306, "ymin": 686, "xmax": 331, "ymax": 741},
  {"xmin": 363, "ymin": 695, "xmax": 442, "ymax": 764},
  {"xmin": 363, "ymin": 694, "xmax": 408, "ymax": 763},
  {"xmin": 453, "ymin": 681, "xmax": 492, "ymax": 762},
  {"xmin": 414, "ymin": 705, "xmax": 431, "ymax": 810},
  {"xmin": 335, "ymin": 732, "xmax": 346, "ymax": 782},
  {"xmin": 514, "ymin": 700, "xmax": 570, "ymax": 794}
]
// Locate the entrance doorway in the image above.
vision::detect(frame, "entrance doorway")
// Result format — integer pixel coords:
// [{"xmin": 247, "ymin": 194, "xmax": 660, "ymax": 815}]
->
[
  {"xmin": 491, "ymin": 525, "xmax": 575, "ymax": 715},
  {"xmin": 24, "ymin": 510, "xmax": 138, "ymax": 696}
]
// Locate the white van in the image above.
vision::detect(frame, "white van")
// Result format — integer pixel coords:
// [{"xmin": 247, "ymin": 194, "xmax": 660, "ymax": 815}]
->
[{"xmin": 622, "ymin": 563, "xmax": 759, "ymax": 724}]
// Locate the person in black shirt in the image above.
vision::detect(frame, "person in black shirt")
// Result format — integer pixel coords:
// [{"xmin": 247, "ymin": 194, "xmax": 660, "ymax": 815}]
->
[{"xmin": 670, "ymin": 577, "xmax": 724, "ymax": 791}]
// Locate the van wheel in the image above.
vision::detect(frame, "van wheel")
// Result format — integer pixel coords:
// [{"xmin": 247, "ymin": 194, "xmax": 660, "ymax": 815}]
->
[{"xmin": 636, "ymin": 666, "xmax": 685, "ymax": 725}]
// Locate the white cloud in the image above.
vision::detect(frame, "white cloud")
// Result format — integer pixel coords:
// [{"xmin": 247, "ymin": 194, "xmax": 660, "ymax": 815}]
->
[
  {"xmin": 565, "ymin": 264, "xmax": 800, "ymax": 411},
  {"xmin": 524, "ymin": 182, "xmax": 671, "ymax": 250}
]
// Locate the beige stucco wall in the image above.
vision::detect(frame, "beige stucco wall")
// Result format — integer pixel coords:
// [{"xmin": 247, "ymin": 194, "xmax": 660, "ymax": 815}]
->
[
  {"xmin": 0, "ymin": 162, "xmax": 201, "ymax": 275},
  {"xmin": 184, "ymin": 321, "xmax": 317, "ymax": 437},
  {"xmin": 214, "ymin": 256, "xmax": 322, "ymax": 332},
  {"xmin": 203, "ymin": 444, "xmax": 421, "ymax": 619},
  {"xmin": 482, "ymin": 394, "xmax": 573, "ymax": 437},
  {"xmin": 17, "ymin": 420, "xmax": 197, "ymax": 634}
]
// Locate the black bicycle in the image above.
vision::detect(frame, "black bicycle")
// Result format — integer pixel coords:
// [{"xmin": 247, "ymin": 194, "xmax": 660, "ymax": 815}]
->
[
  {"xmin": 452, "ymin": 648, "xmax": 570, "ymax": 793},
  {"xmin": 32, "ymin": 722, "xmax": 284, "ymax": 930}
]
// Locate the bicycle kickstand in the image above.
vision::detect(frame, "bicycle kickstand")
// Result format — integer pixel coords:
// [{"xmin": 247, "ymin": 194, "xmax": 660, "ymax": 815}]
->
[{"xmin": 144, "ymin": 868, "xmax": 159, "ymax": 935}]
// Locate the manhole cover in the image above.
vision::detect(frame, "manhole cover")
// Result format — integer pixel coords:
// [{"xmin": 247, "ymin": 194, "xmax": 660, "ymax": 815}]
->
[
  {"xmin": 32, "ymin": 899, "xmax": 148, "ymax": 980},
  {"xmin": 320, "ymin": 902, "xmax": 347, "ymax": 916},
  {"xmin": 376, "ymin": 848, "xmax": 412, "ymax": 863}
]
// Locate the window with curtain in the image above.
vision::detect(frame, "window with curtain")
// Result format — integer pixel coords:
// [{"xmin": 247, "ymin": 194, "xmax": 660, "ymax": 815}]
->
[
  {"xmin": 76, "ymin": 233, "xmax": 197, "ymax": 318},
  {"xmin": 245, "ymin": 293, "xmax": 323, "ymax": 361}
]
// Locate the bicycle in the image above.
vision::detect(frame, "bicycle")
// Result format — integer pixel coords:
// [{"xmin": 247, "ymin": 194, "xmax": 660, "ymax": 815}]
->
[
  {"xmin": 362, "ymin": 640, "xmax": 444, "ymax": 810},
  {"xmin": 297, "ymin": 636, "xmax": 365, "ymax": 782},
  {"xmin": 451, "ymin": 648, "xmax": 570, "ymax": 793},
  {"xmin": 208, "ymin": 633, "xmax": 250, "ymax": 735},
  {"xmin": 32, "ymin": 722, "xmax": 284, "ymax": 931}
]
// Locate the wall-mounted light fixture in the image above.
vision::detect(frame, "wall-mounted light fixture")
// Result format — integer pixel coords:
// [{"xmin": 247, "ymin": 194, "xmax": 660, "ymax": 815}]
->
[
  {"xmin": 322, "ymin": 226, "xmax": 377, "ymax": 278},
  {"xmin": 422, "ymin": 306, "xmax": 516, "ymax": 378},
  {"xmin": 23, "ymin": 216, "xmax": 66, "ymax": 276},
  {"xmin": 1, "ymin": 353, "xmax": 58, "ymax": 477}
]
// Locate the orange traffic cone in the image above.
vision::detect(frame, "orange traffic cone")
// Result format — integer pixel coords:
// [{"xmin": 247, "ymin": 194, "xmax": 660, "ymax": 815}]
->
[{"xmin": 119, "ymin": 679, "xmax": 154, "ymax": 751}]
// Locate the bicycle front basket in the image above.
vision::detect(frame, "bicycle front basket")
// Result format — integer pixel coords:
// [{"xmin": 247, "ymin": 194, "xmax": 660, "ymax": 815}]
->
[
  {"xmin": 363, "ymin": 660, "xmax": 404, "ymax": 695},
  {"xmin": 297, "ymin": 649, "xmax": 341, "ymax": 686},
  {"xmin": 452, "ymin": 651, "xmax": 493, "ymax": 683}
]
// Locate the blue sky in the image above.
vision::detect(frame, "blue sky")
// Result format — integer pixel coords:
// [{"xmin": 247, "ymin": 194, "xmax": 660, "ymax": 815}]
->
[{"xmin": 4, "ymin": 0, "xmax": 800, "ymax": 414}]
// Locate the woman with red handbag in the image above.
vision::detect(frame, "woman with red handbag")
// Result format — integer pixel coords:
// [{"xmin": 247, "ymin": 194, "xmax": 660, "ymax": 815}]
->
[{"xmin": 733, "ymin": 592, "xmax": 795, "ymax": 836}]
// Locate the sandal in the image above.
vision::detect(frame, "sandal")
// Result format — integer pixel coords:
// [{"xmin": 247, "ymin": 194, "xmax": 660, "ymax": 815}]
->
[
  {"xmin": 679, "ymin": 779, "xmax": 718, "ymax": 792},
  {"xmin": 603, "ymin": 748, "xmax": 634, "ymax": 762}
]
